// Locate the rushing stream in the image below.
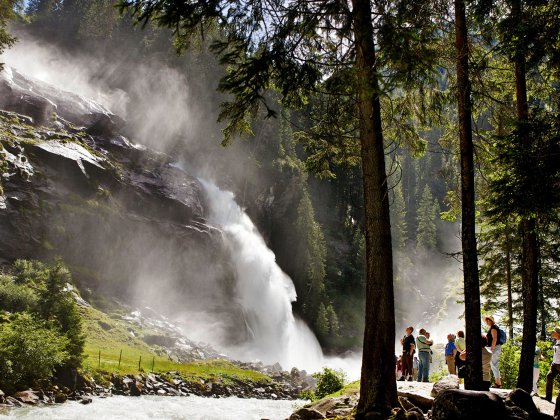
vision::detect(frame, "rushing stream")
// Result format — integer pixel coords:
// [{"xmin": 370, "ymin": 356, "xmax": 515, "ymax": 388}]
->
[{"xmin": 1, "ymin": 396, "xmax": 305, "ymax": 420}]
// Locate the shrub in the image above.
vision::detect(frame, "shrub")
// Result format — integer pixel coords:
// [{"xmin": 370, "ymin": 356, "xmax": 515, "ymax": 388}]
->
[
  {"xmin": 0, "ymin": 313, "xmax": 69, "ymax": 392},
  {"xmin": 313, "ymin": 367, "xmax": 346, "ymax": 399},
  {"xmin": 0, "ymin": 275, "xmax": 37, "ymax": 313},
  {"xmin": 498, "ymin": 340, "xmax": 521, "ymax": 389}
]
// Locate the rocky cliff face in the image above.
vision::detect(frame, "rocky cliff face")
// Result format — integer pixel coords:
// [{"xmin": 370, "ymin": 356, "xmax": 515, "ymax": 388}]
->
[{"xmin": 0, "ymin": 68, "xmax": 244, "ymax": 340}]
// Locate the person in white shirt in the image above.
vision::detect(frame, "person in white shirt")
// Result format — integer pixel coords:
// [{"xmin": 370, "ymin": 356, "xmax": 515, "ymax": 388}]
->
[{"xmin": 544, "ymin": 326, "xmax": 560, "ymax": 402}]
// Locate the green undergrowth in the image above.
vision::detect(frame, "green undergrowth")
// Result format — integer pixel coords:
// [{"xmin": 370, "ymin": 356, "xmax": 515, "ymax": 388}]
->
[
  {"xmin": 324, "ymin": 380, "xmax": 360, "ymax": 398},
  {"xmin": 80, "ymin": 306, "xmax": 271, "ymax": 386}
]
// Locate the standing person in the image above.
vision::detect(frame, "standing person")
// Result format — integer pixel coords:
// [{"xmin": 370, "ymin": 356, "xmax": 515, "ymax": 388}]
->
[
  {"xmin": 544, "ymin": 326, "xmax": 560, "ymax": 402},
  {"xmin": 483, "ymin": 315, "xmax": 503, "ymax": 388},
  {"xmin": 533, "ymin": 346, "xmax": 544, "ymax": 396},
  {"xmin": 416, "ymin": 328, "xmax": 433, "ymax": 382},
  {"xmin": 400, "ymin": 326, "xmax": 415, "ymax": 381},
  {"xmin": 445, "ymin": 334, "xmax": 458, "ymax": 375},
  {"xmin": 455, "ymin": 330, "xmax": 466, "ymax": 353},
  {"xmin": 413, "ymin": 356, "xmax": 419, "ymax": 380},
  {"xmin": 461, "ymin": 334, "xmax": 492, "ymax": 391},
  {"xmin": 396, "ymin": 355, "xmax": 403, "ymax": 381}
]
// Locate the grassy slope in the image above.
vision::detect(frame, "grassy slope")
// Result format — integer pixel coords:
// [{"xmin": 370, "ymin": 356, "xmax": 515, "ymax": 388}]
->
[{"xmin": 80, "ymin": 306, "xmax": 271, "ymax": 385}]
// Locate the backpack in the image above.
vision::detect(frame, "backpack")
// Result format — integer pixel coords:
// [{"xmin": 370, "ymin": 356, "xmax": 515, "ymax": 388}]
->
[{"xmin": 498, "ymin": 327, "xmax": 507, "ymax": 345}]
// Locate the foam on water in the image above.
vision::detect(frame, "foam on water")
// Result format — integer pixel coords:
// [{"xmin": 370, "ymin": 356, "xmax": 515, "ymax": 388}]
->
[{"xmin": 1, "ymin": 396, "xmax": 306, "ymax": 420}]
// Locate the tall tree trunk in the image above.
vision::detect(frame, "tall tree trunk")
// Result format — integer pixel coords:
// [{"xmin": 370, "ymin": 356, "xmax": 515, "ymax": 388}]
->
[
  {"xmin": 352, "ymin": 0, "xmax": 398, "ymax": 416},
  {"xmin": 455, "ymin": 0, "xmax": 483, "ymax": 390},
  {"xmin": 505, "ymin": 224, "xmax": 514, "ymax": 340},
  {"xmin": 511, "ymin": 0, "xmax": 540, "ymax": 393}
]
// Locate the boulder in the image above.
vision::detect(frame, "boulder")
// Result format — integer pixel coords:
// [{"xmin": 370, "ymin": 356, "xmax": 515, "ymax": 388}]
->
[
  {"xmin": 80, "ymin": 397, "xmax": 93, "ymax": 405},
  {"xmin": 432, "ymin": 389, "xmax": 506, "ymax": 420},
  {"xmin": 326, "ymin": 407, "xmax": 353, "ymax": 417},
  {"xmin": 399, "ymin": 396, "xmax": 418, "ymax": 412},
  {"xmin": 288, "ymin": 407, "xmax": 325, "ymax": 420},
  {"xmin": 431, "ymin": 375, "xmax": 460, "ymax": 398},
  {"xmin": 6, "ymin": 396, "xmax": 24, "ymax": 407},
  {"xmin": 130, "ymin": 381, "xmax": 144, "ymax": 396},
  {"xmin": 507, "ymin": 389, "xmax": 538, "ymax": 415},
  {"xmin": 54, "ymin": 392, "xmax": 68, "ymax": 403},
  {"xmin": 398, "ymin": 391, "xmax": 434, "ymax": 412},
  {"xmin": 309, "ymin": 396, "xmax": 351, "ymax": 415},
  {"xmin": 15, "ymin": 390, "xmax": 40, "ymax": 404},
  {"xmin": 505, "ymin": 405, "xmax": 530, "ymax": 420}
]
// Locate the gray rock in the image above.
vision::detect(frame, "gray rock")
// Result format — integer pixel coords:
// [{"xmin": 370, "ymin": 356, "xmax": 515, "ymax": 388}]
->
[
  {"xmin": 6, "ymin": 396, "xmax": 24, "ymax": 407},
  {"xmin": 289, "ymin": 407, "xmax": 326, "ymax": 420},
  {"xmin": 310, "ymin": 396, "xmax": 352, "ymax": 416},
  {"xmin": 431, "ymin": 375, "xmax": 460, "ymax": 398},
  {"xmin": 326, "ymin": 407, "xmax": 353, "ymax": 417},
  {"xmin": 432, "ymin": 389, "xmax": 506, "ymax": 420}
]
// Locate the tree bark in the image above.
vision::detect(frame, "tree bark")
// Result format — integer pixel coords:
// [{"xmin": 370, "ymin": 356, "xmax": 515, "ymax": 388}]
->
[
  {"xmin": 505, "ymin": 224, "xmax": 514, "ymax": 340},
  {"xmin": 455, "ymin": 0, "xmax": 483, "ymax": 390},
  {"xmin": 511, "ymin": 0, "xmax": 540, "ymax": 393},
  {"xmin": 352, "ymin": 0, "xmax": 398, "ymax": 416}
]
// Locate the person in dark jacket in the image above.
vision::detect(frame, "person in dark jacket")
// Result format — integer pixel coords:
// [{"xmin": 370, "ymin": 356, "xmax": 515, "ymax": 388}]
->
[{"xmin": 399, "ymin": 326, "xmax": 415, "ymax": 381}]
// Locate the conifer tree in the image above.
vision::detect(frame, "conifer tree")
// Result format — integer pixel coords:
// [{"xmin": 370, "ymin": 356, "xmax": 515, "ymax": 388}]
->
[
  {"xmin": 416, "ymin": 185, "xmax": 437, "ymax": 251},
  {"xmin": 315, "ymin": 303, "xmax": 330, "ymax": 340},
  {"xmin": 326, "ymin": 304, "xmax": 340, "ymax": 337},
  {"xmin": 0, "ymin": 0, "xmax": 16, "ymax": 70},
  {"xmin": 390, "ymin": 181, "xmax": 407, "ymax": 252}
]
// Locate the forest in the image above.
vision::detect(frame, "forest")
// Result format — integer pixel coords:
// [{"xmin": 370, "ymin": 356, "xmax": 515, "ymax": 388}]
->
[{"xmin": 1, "ymin": 0, "xmax": 560, "ymax": 418}]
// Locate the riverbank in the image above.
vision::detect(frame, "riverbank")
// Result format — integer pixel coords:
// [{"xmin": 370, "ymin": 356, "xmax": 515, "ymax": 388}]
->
[{"xmin": 0, "ymin": 362, "xmax": 316, "ymax": 409}]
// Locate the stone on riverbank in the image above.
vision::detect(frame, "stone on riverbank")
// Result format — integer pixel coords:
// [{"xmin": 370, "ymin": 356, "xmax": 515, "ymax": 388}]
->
[
  {"xmin": 431, "ymin": 375, "xmax": 460, "ymax": 398},
  {"xmin": 14, "ymin": 390, "xmax": 39, "ymax": 405},
  {"xmin": 289, "ymin": 407, "xmax": 326, "ymax": 420},
  {"xmin": 432, "ymin": 389, "xmax": 506, "ymax": 419}
]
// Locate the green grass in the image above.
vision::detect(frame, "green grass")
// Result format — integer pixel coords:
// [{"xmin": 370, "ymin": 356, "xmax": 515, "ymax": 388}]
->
[
  {"xmin": 324, "ymin": 380, "xmax": 360, "ymax": 398},
  {"xmin": 80, "ymin": 306, "xmax": 271, "ymax": 385}
]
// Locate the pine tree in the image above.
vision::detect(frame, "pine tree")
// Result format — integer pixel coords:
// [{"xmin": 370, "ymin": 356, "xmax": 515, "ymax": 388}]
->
[
  {"xmin": 0, "ymin": 0, "xmax": 16, "ymax": 70},
  {"xmin": 390, "ymin": 180, "xmax": 407, "ymax": 252},
  {"xmin": 416, "ymin": 185, "xmax": 437, "ymax": 251},
  {"xmin": 326, "ymin": 304, "xmax": 340, "ymax": 337},
  {"xmin": 315, "ymin": 303, "xmax": 330, "ymax": 339},
  {"xmin": 294, "ymin": 189, "xmax": 327, "ymax": 316},
  {"xmin": 455, "ymin": 0, "xmax": 483, "ymax": 388}
]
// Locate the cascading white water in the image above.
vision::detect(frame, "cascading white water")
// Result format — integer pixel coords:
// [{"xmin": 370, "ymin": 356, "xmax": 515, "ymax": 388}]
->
[{"xmin": 199, "ymin": 179, "xmax": 324, "ymax": 370}]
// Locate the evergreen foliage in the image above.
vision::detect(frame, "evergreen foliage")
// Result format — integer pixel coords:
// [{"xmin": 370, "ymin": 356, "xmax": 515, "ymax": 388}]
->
[
  {"xmin": 314, "ymin": 303, "xmax": 329, "ymax": 341},
  {"xmin": 0, "ymin": 0, "xmax": 17, "ymax": 70},
  {"xmin": 416, "ymin": 185, "xmax": 438, "ymax": 250}
]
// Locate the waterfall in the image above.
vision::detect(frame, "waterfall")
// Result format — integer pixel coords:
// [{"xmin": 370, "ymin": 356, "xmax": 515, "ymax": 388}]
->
[{"xmin": 199, "ymin": 179, "xmax": 324, "ymax": 370}]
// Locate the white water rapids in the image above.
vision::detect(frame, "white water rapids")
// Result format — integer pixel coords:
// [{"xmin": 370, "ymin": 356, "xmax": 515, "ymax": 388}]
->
[
  {"xmin": 198, "ymin": 179, "xmax": 325, "ymax": 370},
  {"xmin": 1, "ymin": 396, "xmax": 306, "ymax": 420}
]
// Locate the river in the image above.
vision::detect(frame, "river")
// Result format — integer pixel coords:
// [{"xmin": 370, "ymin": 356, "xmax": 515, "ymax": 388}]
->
[{"xmin": 1, "ymin": 396, "xmax": 305, "ymax": 420}]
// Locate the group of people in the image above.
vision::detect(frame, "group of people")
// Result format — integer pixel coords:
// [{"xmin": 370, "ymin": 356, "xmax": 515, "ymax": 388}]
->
[{"xmin": 395, "ymin": 316, "xmax": 560, "ymax": 400}]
